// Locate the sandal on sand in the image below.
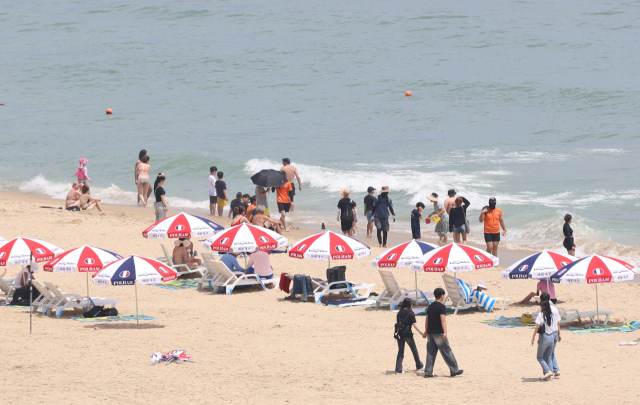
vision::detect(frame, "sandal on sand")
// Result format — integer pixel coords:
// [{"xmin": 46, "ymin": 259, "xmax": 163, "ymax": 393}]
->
[{"xmin": 540, "ymin": 371, "xmax": 553, "ymax": 381}]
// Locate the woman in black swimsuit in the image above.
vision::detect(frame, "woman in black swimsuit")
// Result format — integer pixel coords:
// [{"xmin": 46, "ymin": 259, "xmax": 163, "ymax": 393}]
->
[{"xmin": 563, "ymin": 214, "xmax": 576, "ymax": 256}]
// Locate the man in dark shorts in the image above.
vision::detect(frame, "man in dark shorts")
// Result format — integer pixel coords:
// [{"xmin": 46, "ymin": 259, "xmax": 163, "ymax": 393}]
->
[
  {"xmin": 275, "ymin": 181, "xmax": 293, "ymax": 231},
  {"xmin": 422, "ymin": 288, "xmax": 463, "ymax": 378},
  {"xmin": 336, "ymin": 188, "xmax": 356, "ymax": 236},
  {"xmin": 364, "ymin": 186, "xmax": 376, "ymax": 238},
  {"xmin": 411, "ymin": 202, "xmax": 425, "ymax": 241},
  {"xmin": 281, "ymin": 158, "xmax": 301, "ymax": 212},
  {"xmin": 479, "ymin": 197, "xmax": 507, "ymax": 256}
]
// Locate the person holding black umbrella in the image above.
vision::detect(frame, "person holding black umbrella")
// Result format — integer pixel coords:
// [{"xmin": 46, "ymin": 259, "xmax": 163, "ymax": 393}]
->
[{"xmin": 251, "ymin": 169, "xmax": 289, "ymax": 218}]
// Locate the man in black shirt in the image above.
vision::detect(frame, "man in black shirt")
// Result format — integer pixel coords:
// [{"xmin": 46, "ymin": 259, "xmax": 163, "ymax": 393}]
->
[
  {"xmin": 422, "ymin": 288, "xmax": 463, "ymax": 378},
  {"xmin": 364, "ymin": 186, "xmax": 376, "ymax": 238}
]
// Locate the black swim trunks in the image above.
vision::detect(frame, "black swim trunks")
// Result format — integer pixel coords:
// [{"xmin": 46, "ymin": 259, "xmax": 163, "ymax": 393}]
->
[
  {"xmin": 277, "ymin": 202, "xmax": 291, "ymax": 213},
  {"xmin": 484, "ymin": 232, "xmax": 500, "ymax": 242}
]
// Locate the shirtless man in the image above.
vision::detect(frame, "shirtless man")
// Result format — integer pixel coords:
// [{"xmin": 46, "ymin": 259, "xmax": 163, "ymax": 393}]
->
[
  {"xmin": 251, "ymin": 205, "xmax": 283, "ymax": 235},
  {"xmin": 65, "ymin": 182, "xmax": 83, "ymax": 209},
  {"xmin": 280, "ymin": 158, "xmax": 301, "ymax": 212},
  {"xmin": 77, "ymin": 184, "xmax": 104, "ymax": 212}
]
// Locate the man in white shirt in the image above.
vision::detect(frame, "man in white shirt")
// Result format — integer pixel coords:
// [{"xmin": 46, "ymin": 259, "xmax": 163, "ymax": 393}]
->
[{"xmin": 208, "ymin": 166, "xmax": 217, "ymax": 215}]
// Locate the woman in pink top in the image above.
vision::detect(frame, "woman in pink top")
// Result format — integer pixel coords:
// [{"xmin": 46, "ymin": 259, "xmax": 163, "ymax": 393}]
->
[
  {"xmin": 246, "ymin": 251, "xmax": 273, "ymax": 279},
  {"xmin": 515, "ymin": 278, "xmax": 557, "ymax": 305}
]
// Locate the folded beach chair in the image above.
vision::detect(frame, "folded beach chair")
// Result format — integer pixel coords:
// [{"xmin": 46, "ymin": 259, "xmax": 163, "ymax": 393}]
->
[
  {"xmin": 198, "ymin": 253, "xmax": 227, "ymax": 290},
  {"xmin": 44, "ymin": 282, "xmax": 119, "ymax": 318},
  {"xmin": 209, "ymin": 264, "xmax": 277, "ymax": 295},
  {"xmin": 0, "ymin": 277, "xmax": 16, "ymax": 303},
  {"xmin": 376, "ymin": 269, "xmax": 433, "ymax": 310},
  {"xmin": 556, "ymin": 306, "xmax": 613, "ymax": 325},
  {"xmin": 456, "ymin": 277, "xmax": 510, "ymax": 312},
  {"xmin": 161, "ymin": 244, "xmax": 205, "ymax": 277},
  {"xmin": 31, "ymin": 279, "xmax": 59, "ymax": 315}
]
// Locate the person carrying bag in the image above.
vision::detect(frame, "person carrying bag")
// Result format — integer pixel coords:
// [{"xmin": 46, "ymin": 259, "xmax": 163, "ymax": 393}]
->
[{"xmin": 394, "ymin": 298, "xmax": 424, "ymax": 374}]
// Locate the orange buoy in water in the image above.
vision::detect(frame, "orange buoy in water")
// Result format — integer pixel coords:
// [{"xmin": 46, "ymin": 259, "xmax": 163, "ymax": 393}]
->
[
  {"xmin": 405, "ymin": 91, "xmax": 412, "ymax": 97},
  {"xmin": 106, "ymin": 108, "xmax": 113, "ymax": 114}
]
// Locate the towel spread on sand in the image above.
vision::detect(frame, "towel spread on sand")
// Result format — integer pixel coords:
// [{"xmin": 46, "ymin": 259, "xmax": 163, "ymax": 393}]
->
[
  {"xmin": 457, "ymin": 279, "xmax": 496, "ymax": 312},
  {"xmin": 149, "ymin": 280, "xmax": 199, "ymax": 290},
  {"xmin": 567, "ymin": 320, "xmax": 640, "ymax": 335},
  {"xmin": 478, "ymin": 317, "xmax": 535, "ymax": 328},
  {"xmin": 322, "ymin": 298, "xmax": 377, "ymax": 307},
  {"xmin": 70, "ymin": 313, "xmax": 158, "ymax": 322}
]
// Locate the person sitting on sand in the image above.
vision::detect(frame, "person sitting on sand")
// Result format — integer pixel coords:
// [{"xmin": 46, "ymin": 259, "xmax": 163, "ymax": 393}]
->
[
  {"xmin": 251, "ymin": 205, "xmax": 283, "ymax": 234},
  {"xmin": 246, "ymin": 196, "xmax": 256, "ymax": 222},
  {"xmin": 246, "ymin": 250, "xmax": 273, "ymax": 279},
  {"xmin": 76, "ymin": 184, "xmax": 103, "ymax": 212},
  {"xmin": 515, "ymin": 279, "xmax": 557, "ymax": 305},
  {"xmin": 231, "ymin": 206, "xmax": 250, "ymax": 226},
  {"xmin": 220, "ymin": 252, "xmax": 245, "ymax": 273},
  {"xmin": 230, "ymin": 192, "xmax": 243, "ymax": 218},
  {"xmin": 65, "ymin": 182, "xmax": 83, "ymax": 209},
  {"xmin": 172, "ymin": 238, "xmax": 202, "ymax": 270}
]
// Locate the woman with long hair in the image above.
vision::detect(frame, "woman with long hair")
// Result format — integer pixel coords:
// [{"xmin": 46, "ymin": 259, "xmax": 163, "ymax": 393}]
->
[
  {"xmin": 136, "ymin": 155, "xmax": 151, "ymax": 207},
  {"xmin": 394, "ymin": 298, "xmax": 424, "ymax": 374},
  {"xmin": 427, "ymin": 192, "xmax": 448, "ymax": 245},
  {"xmin": 231, "ymin": 206, "xmax": 250, "ymax": 226},
  {"xmin": 153, "ymin": 173, "xmax": 168, "ymax": 222},
  {"xmin": 563, "ymin": 214, "xmax": 576, "ymax": 256},
  {"xmin": 531, "ymin": 292, "xmax": 561, "ymax": 380}
]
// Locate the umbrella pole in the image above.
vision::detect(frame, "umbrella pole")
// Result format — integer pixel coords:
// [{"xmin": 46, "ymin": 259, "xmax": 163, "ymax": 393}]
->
[
  {"xmin": 135, "ymin": 281, "xmax": 139, "ymax": 327},
  {"xmin": 415, "ymin": 271, "xmax": 418, "ymax": 305},
  {"xmin": 86, "ymin": 272, "xmax": 90, "ymax": 302},
  {"xmin": 29, "ymin": 253, "xmax": 33, "ymax": 335},
  {"xmin": 596, "ymin": 283, "xmax": 600, "ymax": 325}
]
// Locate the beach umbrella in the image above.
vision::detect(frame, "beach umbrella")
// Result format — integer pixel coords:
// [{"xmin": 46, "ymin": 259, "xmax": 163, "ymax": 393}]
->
[
  {"xmin": 371, "ymin": 240, "xmax": 438, "ymax": 302},
  {"xmin": 203, "ymin": 223, "xmax": 288, "ymax": 253},
  {"xmin": 43, "ymin": 245, "xmax": 123, "ymax": 299},
  {"xmin": 288, "ymin": 231, "xmax": 371, "ymax": 268},
  {"xmin": 0, "ymin": 236, "xmax": 63, "ymax": 334},
  {"xmin": 93, "ymin": 255, "xmax": 177, "ymax": 326},
  {"xmin": 142, "ymin": 212, "xmax": 224, "ymax": 239},
  {"xmin": 410, "ymin": 243, "xmax": 499, "ymax": 274},
  {"xmin": 250, "ymin": 169, "xmax": 288, "ymax": 188},
  {"xmin": 501, "ymin": 250, "xmax": 576, "ymax": 291},
  {"xmin": 550, "ymin": 254, "xmax": 637, "ymax": 324}
]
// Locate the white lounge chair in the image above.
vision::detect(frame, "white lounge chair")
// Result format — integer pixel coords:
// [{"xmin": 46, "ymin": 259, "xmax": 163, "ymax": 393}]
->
[
  {"xmin": 0, "ymin": 277, "xmax": 16, "ymax": 303},
  {"xmin": 376, "ymin": 269, "xmax": 433, "ymax": 310},
  {"xmin": 31, "ymin": 279, "xmax": 58, "ymax": 315},
  {"xmin": 442, "ymin": 274, "xmax": 479, "ymax": 315},
  {"xmin": 44, "ymin": 282, "xmax": 119, "ymax": 318},
  {"xmin": 313, "ymin": 278, "xmax": 375, "ymax": 304},
  {"xmin": 557, "ymin": 306, "xmax": 613, "ymax": 325},
  {"xmin": 198, "ymin": 253, "xmax": 226, "ymax": 290},
  {"xmin": 210, "ymin": 264, "xmax": 277, "ymax": 295},
  {"xmin": 161, "ymin": 244, "xmax": 205, "ymax": 277}
]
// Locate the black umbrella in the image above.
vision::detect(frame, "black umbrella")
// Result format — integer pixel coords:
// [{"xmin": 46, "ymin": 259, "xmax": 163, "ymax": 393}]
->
[{"xmin": 251, "ymin": 169, "xmax": 288, "ymax": 187}]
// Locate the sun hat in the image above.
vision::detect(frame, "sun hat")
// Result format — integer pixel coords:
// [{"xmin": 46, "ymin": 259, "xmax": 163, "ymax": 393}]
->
[
  {"xmin": 426, "ymin": 193, "xmax": 438, "ymax": 203},
  {"xmin": 79, "ymin": 158, "xmax": 88, "ymax": 165},
  {"xmin": 380, "ymin": 186, "xmax": 390, "ymax": 193},
  {"xmin": 339, "ymin": 188, "xmax": 351, "ymax": 198},
  {"xmin": 474, "ymin": 281, "xmax": 487, "ymax": 291},
  {"xmin": 174, "ymin": 238, "xmax": 192, "ymax": 248}
]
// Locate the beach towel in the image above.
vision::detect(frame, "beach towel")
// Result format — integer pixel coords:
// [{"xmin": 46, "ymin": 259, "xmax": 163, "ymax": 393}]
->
[
  {"xmin": 69, "ymin": 313, "xmax": 157, "ymax": 322},
  {"xmin": 457, "ymin": 279, "xmax": 495, "ymax": 312},
  {"xmin": 478, "ymin": 317, "xmax": 535, "ymax": 328},
  {"xmin": 567, "ymin": 320, "xmax": 640, "ymax": 335},
  {"xmin": 322, "ymin": 297, "xmax": 377, "ymax": 307},
  {"xmin": 279, "ymin": 273, "xmax": 291, "ymax": 293},
  {"xmin": 149, "ymin": 280, "xmax": 199, "ymax": 290}
]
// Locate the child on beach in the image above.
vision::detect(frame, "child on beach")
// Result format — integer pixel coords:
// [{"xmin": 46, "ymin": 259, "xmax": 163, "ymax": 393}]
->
[
  {"xmin": 214, "ymin": 172, "xmax": 228, "ymax": 217},
  {"xmin": 411, "ymin": 203, "xmax": 424, "ymax": 240},
  {"xmin": 75, "ymin": 158, "xmax": 92, "ymax": 184}
]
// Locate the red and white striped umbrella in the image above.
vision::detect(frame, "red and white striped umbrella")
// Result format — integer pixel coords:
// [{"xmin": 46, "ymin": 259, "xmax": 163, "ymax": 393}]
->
[
  {"xmin": 203, "ymin": 223, "xmax": 288, "ymax": 253},
  {"xmin": 288, "ymin": 231, "xmax": 371, "ymax": 261},
  {"xmin": 371, "ymin": 240, "xmax": 438, "ymax": 268},
  {"xmin": 410, "ymin": 243, "xmax": 499, "ymax": 273},
  {"xmin": 550, "ymin": 254, "xmax": 636, "ymax": 284},
  {"xmin": 142, "ymin": 212, "xmax": 224, "ymax": 239},
  {"xmin": 43, "ymin": 245, "xmax": 123, "ymax": 273},
  {"xmin": 0, "ymin": 236, "xmax": 63, "ymax": 266}
]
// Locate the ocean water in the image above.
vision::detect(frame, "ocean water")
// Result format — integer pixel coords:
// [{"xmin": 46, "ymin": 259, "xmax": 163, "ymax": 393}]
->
[{"xmin": 1, "ymin": 1, "xmax": 639, "ymax": 263}]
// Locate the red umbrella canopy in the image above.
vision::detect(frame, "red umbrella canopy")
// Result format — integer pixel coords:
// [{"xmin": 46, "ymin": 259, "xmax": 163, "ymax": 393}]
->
[{"xmin": 0, "ymin": 237, "xmax": 63, "ymax": 266}]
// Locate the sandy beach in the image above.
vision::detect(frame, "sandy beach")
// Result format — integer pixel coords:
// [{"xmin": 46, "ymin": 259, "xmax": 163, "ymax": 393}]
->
[{"xmin": 1, "ymin": 191, "xmax": 639, "ymax": 405}]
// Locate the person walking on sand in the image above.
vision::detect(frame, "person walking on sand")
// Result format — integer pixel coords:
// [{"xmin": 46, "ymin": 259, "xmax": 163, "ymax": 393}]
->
[
  {"xmin": 153, "ymin": 173, "xmax": 168, "ymax": 222},
  {"xmin": 364, "ymin": 186, "xmax": 376, "ymax": 238},
  {"xmin": 531, "ymin": 293, "xmax": 561, "ymax": 380},
  {"xmin": 75, "ymin": 158, "xmax": 93, "ymax": 184},
  {"xmin": 275, "ymin": 181, "xmax": 294, "ymax": 231},
  {"xmin": 479, "ymin": 197, "xmax": 506, "ymax": 256},
  {"xmin": 208, "ymin": 166, "xmax": 217, "ymax": 215},
  {"xmin": 448, "ymin": 196, "xmax": 470, "ymax": 244},
  {"xmin": 280, "ymin": 158, "xmax": 301, "ymax": 211},
  {"xmin": 373, "ymin": 186, "xmax": 395, "ymax": 248},
  {"xmin": 337, "ymin": 189, "xmax": 357, "ymax": 236},
  {"xmin": 444, "ymin": 189, "xmax": 456, "ymax": 216},
  {"xmin": 136, "ymin": 155, "xmax": 151, "ymax": 207},
  {"xmin": 563, "ymin": 214, "xmax": 576, "ymax": 256},
  {"xmin": 422, "ymin": 288, "xmax": 463, "ymax": 378},
  {"xmin": 395, "ymin": 298, "xmax": 425, "ymax": 374},
  {"xmin": 411, "ymin": 202, "xmax": 425, "ymax": 241},
  {"xmin": 426, "ymin": 193, "xmax": 448, "ymax": 245},
  {"xmin": 214, "ymin": 172, "xmax": 228, "ymax": 217}
]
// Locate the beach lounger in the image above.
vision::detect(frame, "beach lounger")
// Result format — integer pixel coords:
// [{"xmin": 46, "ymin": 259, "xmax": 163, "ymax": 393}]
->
[
  {"xmin": 209, "ymin": 264, "xmax": 277, "ymax": 295},
  {"xmin": 31, "ymin": 279, "xmax": 58, "ymax": 315},
  {"xmin": 198, "ymin": 253, "xmax": 227, "ymax": 290},
  {"xmin": 0, "ymin": 277, "xmax": 16, "ymax": 303},
  {"xmin": 442, "ymin": 274, "xmax": 478, "ymax": 315},
  {"xmin": 44, "ymin": 282, "xmax": 119, "ymax": 318},
  {"xmin": 557, "ymin": 306, "xmax": 613, "ymax": 325},
  {"xmin": 376, "ymin": 269, "xmax": 433, "ymax": 310},
  {"xmin": 443, "ymin": 274, "xmax": 510, "ymax": 314},
  {"xmin": 313, "ymin": 279, "xmax": 375, "ymax": 305},
  {"xmin": 161, "ymin": 244, "xmax": 205, "ymax": 277}
]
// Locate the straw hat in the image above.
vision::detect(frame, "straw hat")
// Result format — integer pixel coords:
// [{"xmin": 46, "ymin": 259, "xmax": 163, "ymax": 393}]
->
[
  {"xmin": 426, "ymin": 193, "xmax": 438, "ymax": 203},
  {"xmin": 380, "ymin": 186, "xmax": 390, "ymax": 193},
  {"xmin": 339, "ymin": 188, "xmax": 351, "ymax": 198},
  {"xmin": 174, "ymin": 238, "xmax": 192, "ymax": 248}
]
